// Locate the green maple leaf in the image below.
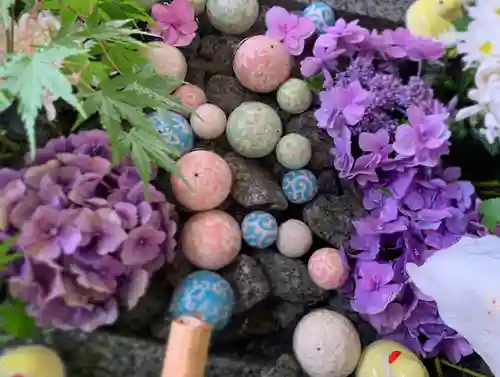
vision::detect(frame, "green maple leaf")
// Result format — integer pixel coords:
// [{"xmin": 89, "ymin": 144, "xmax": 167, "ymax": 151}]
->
[
  {"xmin": 480, "ymin": 198, "xmax": 500, "ymax": 233},
  {"xmin": 0, "ymin": 0, "xmax": 13, "ymax": 30},
  {"xmin": 0, "ymin": 46, "xmax": 86, "ymax": 158},
  {"xmin": 0, "ymin": 235, "xmax": 21, "ymax": 271},
  {"xmin": 0, "ymin": 298, "xmax": 37, "ymax": 340}
]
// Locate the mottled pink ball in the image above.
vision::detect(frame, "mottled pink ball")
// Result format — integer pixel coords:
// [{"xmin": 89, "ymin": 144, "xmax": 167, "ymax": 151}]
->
[
  {"xmin": 171, "ymin": 150, "xmax": 232, "ymax": 211},
  {"xmin": 190, "ymin": 103, "xmax": 227, "ymax": 139},
  {"xmin": 181, "ymin": 210, "xmax": 241, "ymax": 269},
  {"xmin": 174, "ymin": 84, "xmax": 207, "ymax": 113},
  {"xmin": 308, "ymin": 248, "xmax": 348, "ymax": 290},
  {"xmin": 233, "ymin": 35, "xmax": 292, "ymax": 93}
]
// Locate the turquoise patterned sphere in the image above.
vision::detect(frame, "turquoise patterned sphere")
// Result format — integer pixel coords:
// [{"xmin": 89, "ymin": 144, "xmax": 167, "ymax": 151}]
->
[
  {"xmin": 149, "ymin": 110, "xmax": 194, "ymax": 154},
  {"xmin": 241, "ymin": 211, "xmax": 278, "ymax": 249},
  {"xmin": 226, "ymin": 102, "xmax": 283, "ymax": 158},
  {"xmin": 282, "ymin": 169, "xmax": 318, "ymax": 204},
  {"xmin": 302, "ymin": 2, "xmax": 335, "ymax": 34},
  {"xmin": 206, "ymin": 0, "xmax": 259, "ymax": 34},
  {"xmin": 169, "ymin": 270, "xmax": 235, "ymax": 330}
]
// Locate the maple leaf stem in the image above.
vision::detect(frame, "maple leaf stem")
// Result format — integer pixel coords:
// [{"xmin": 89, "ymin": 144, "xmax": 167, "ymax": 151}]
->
[{"xmin": 99, "ymin": 40, "xmax": 122, "ymax": 74}]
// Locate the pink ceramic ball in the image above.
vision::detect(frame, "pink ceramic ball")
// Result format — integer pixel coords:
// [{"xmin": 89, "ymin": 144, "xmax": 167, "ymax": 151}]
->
[
  {"xmin": 190, "ymin": 103, "xmax": 227, "ymax": 139},
  {"xmin": 144, "ymin": 42, "xmax": 187, "ymax": 84},
  {"xmin": 181, "ymin": 210, "xmax": 242, "ymax": 269},
  {"xmin": 171, "ymin": 150, "xmax": 232, "ymax": 211},
  {"xmin": 174, "ymin": 84, "xmax": 207, "ymax": 113},
  {"xmin": 308, "ymin": 248, "xmax": 348, "ymax": 290},
  {"xmin": 233, "ymin": 35, "xmax": 292, "ymax": 93}
]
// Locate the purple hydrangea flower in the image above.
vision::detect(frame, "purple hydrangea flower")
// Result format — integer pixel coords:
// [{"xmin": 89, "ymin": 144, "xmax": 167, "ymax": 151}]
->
[
  {"xmin": 324, "ymin": 19, "xmax": 369, "ymax": 52},
  {"xmin": 265, "ymin": 6, "xmax": 315, "ymax": 56},
  {"xmin": 2, "ymin": 130, "xmax": 178, "ymax": 332}
]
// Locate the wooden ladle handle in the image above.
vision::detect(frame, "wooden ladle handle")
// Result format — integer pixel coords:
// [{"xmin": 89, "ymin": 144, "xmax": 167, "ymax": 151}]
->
[{"xmin": 162, "ymin": 315, "xmax": 213, "ymax": 377}]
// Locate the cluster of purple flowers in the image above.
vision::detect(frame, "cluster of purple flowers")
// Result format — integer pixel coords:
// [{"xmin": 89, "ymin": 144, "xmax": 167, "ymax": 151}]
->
[
  {"xmin": 303, "ymin": 19, "xmax": 487, "ymax": 361},
  {"xmin": 0, "ymin": 130, "xmax": 177, "ymax": 332}
]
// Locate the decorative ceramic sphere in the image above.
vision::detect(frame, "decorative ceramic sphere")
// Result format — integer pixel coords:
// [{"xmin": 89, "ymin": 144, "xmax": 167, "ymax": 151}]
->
[
  {"xmin": 0, "ymin": 345, "xmax": 65, "ymax": 377},
  {"xmin": 302, "ymin": 2, "xmax": 336, "ymax": 34},
  {"xmin": 233, "ymin": 36, "xmax": 292, "ymax": 93},
  {"xmin": 293, "ymin": 309, "xmax": 361, "ymax": 377},
  {"xmin": 277, "ymin": 79, "xmax": 313, "ymax": 114},
  {"xmin": 190, "ymin": 103, "xmax": 227, "ymax": 140},
  {"xmin": 226, "ymin": 102, "xmax": 283, "ymax": 158},
  {"xmin": 308, "ymin": 248, "xmax": 348, "ymax": 290},
  {"xmin": 169, "ymin": 270, "xmax": 235, "ymax": 330},
  {"xmin": 277, "ymin": 219, "xmax": 312, "ymax": 258},
  {"xmin": 174, "ymin": 84, "xmax": 207, "ymax": 115},
  {"xmin": 241, "ymin": 211, "xmax": 278, "ymax": 248},
  {"xmin": 149, "ymin": 110, "xmax": 194, "ymax": 155},
  {"xmin": 282, "ymin": 169, "xmax": 318, "ymax": 204},
  {"xmin": 171, "ymin": 150, "xmax": 232, "ymax": 211},
  {"xmin": 206, "ymin": 0, "xmax": 259, "ymax": 34},
  {"xmin": 188, "ymin": 0, "xmax": 206, "ymax": 14},
  {"xmin": 276, "ymin": 133, "xmax": 312, "ymax": 170},
  {"xmin": 356, "ymin": 340, "xmax": 429, "ymax": 377},
  {"xmin": 181, "ymin": 210, "xmax": 241, "ymax": 269},
  {"xmin": 145, "ymin": 42, "xmax": 187, "ymax": 83}
]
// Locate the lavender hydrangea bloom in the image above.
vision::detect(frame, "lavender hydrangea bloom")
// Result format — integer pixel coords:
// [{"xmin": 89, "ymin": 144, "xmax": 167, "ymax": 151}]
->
[
  {"xmin": 306, "ymin": 17, "xmax": 482, "ymax": 362},
  {"xmin": 2, "ymin": 130, "xmax": 178, "ymax": 332}
]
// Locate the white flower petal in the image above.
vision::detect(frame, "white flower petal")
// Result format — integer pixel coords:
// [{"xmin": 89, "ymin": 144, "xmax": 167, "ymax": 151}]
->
[{"xmin": 455, "ymin": 104, "xmax": 483, "ymax": 121}]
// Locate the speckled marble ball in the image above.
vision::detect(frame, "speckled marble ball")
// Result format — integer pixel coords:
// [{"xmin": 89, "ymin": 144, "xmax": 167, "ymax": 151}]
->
[
  {"xmin": 226, "ymin": 102, "xmax": 283, "ymax": 158},
  {"xmin": 188, "ymin": 0, "xmax": 206, "ymax": 14},
  {"xmin": 206, "ymin": 0, "xmax": 259, "ymax": 34},
  {"xmin": 233, "ymin": 36, "xmax": 292, "ymax": 93},
  {"xmin": 174, "ymin": 84, "xmax": 207, "ymax": 115},
  {"xmin": 149, "ymin": 110, "xmax": 194, "ymax": 154},
  {"xmin": 308, "ymin": 248, "xmax": 348, "ymax": 290},
  {"xmin": 190, "ymin": 104, "xmax": 227, "ymax": 140},
  {"xmin": 293, "ymin": 309, "xmax": 361, "ymax": 377},
  {"xmin": 171, "ymin": 150, "xmax": 232, "ymax": 211},
  {"xmin": 181, "ymin": 210, "xmax": 241, "ymax": 270},
  {"xmin": 169, "ymin": 270, "xmax": 235, "ymax": 330},
  {"xmin": 276, "ymin": 133, "xmax": 312, "ymax": 170},
  {"xmin": 145, "ymin": 42, "xmax": 187, "ymax": 84},
  {"xmin": 241, "ymin": 211, "xmax": 278, "ymax": 248},
  {"xmin": 277, "ymin": 79, "xmax": 313, "ymax": 114},
  {"xmin": 302, "ymin": 2, "xmax": 336, "ymax": 34},
  {"xmin": 282, "ymin": 169, "xmax": 318, "ymax": 204},
  {"xmin": 277, "ymin": 219, "xmax": 312, "ymax": 258}
]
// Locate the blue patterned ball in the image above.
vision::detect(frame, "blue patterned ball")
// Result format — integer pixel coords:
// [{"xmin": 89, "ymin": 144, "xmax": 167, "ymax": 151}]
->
[
  {"xmin": 241, "ymin": 211, "xmax": 278, "ymax": 248},
  {"xmin": 149, "ymin": 110, "xmax": 194, "ymax": 154},
  {"xmin": 302, "ymin": 2, "xmax": 335, "ymax": 34},
  {"xmin": 282, "ymin": 169, "xmax": 318, "ymax": 204},
  {"xmin": 169, "ymin": 270, "xmax": 235, "ymax": 330}
]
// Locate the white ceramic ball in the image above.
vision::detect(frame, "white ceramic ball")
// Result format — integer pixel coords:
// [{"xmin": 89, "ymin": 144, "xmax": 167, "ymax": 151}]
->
[
  {"xmin": 277, "ymin": 78, "xmax": 312, "ymax": 114},
  {"xmin": 144, "ymin": 42, "xmax": 187, "ymax": 84},
  {"xmin": 190, "ymin": 104, "xmax": 227, "ymax": 139},
  {"xmin": 276, "ymin": 133, "xmax": 312, "ymax": 170},
  {"xmin": 277, "ymin": 219, "xmax": 312, "ymax": 258},
  {"xmin": 189, "ymin": 0, "xmax": 206, "ymax": 14},
  {"xmin": 293, "ymin": 309, "xmax": 361, "ymax": 377}
]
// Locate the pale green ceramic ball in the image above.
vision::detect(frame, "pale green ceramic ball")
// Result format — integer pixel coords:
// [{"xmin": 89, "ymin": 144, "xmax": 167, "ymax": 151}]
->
[
  {"xmin": 277, "ymin": 79, "xmax": 313, "ymax": 115},
  {"xmin": 189, "ymin": 0, "xmax": 206, "ymax": 14},
  {"xmin": 206, "ymin": 0, "xmax": 259, "ymax": 34},
  {"xmin": 226, "ymin": 102, "xmax": 283, "ymax": 158},
  {"xmin": 276, "ymin": 133, "xmax": 312, "ymax": 169}
]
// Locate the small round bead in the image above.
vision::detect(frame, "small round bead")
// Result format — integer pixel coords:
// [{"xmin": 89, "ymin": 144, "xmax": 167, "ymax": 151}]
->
[
  {"xmin": 277, "ymin": 219, "xmax": 313, "ymax": 258},
  {"xmin": 276, "ymin": 133, "xmax": 312, "ymax": 169},
  {"xmin": 241, "ymin": 211, "xmax": 278, "ymax": 249},
  {"xmin": 174, "ymin": 84, "xmax": 207, "ymax": 116},
  {"xmin": 277, "ymin": 79, "xmax": 312, "ymax": 114},
  {"xmin": 282, "ymin": 169, "xmax": 318, "ymax": 204},
  {"xmin": 149, "ymin": 110, "xmax": 194, "ymax": 155},
  {"xmin": 302, "ymin": 2, "xmax": 336, "ymax": 34},
  {"xmin": 190, "ymin": 104, "xmax": 227, "ymax": 140},
  {"xmin": 308, "ymin": 248, "xmax": 348, "ymax": 290}
]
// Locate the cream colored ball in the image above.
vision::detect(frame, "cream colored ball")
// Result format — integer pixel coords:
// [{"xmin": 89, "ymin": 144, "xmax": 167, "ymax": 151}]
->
[
  {"xmin": 144, "ymin": 42, "xmax": 187, "ymax": 83},
  {"xmin": 277, "ymin": 219, "xmax": 312, "ymax": 258},
  {"xmin": 277, "ymin": 78, "xmax": 312, "ymax": 114},
  {"xmin": 276, "ymin": 133, "xmax": 312, "ymax": 169},
  {"xmin": 293, "ymin": 309, "xmax": 361, "ymax": 377},
  {"xmin": 190, "ymin": 103, "xmax": 227, "ymax": 139}
]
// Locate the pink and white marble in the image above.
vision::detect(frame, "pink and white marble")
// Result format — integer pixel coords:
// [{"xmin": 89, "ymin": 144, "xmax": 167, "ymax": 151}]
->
[{"xmin": 308, "ymin": 248, "xmax": 348, "ymax": 290}]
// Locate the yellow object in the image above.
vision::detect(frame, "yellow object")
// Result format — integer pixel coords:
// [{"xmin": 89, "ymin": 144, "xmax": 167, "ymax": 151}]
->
[
  {"xmin": 405, "ymin": 0, "xmax": 463, "ymax": 39},
  {"xmin": 355, "ymin": 339, "xmax": 429, "ymax": 377},
  {"xmin": 0, "ymin": 345, "xmax": 65, "ymax": 377}
]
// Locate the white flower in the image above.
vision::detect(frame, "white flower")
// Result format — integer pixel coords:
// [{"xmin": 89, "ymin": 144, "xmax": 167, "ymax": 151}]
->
[
  {"xmin": 480, "ymin": 112, "xmax": 500, "ymax": 143},
  {"xmin": 468, "ymin": 0, "xmax": 500, "ymax": 22},
  {"xmin": 438, "ymin": 25, "xmax": 459, "ymax": 48},
  {"xmin": 475, "ymin": 57, "xmax": 500, "ymax": 88},
  {"xmin": 456, "ymin": 20, "xmax": 500, "ymax": 67}
]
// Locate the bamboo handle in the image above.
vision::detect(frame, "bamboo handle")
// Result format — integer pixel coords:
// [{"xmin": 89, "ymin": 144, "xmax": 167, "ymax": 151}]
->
[{"xmin": 162, "ymin": 316, "xmax": 213, "ymax": 377}]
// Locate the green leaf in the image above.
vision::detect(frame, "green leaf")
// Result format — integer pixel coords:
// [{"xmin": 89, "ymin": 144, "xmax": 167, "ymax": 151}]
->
[
  {"xmin": 0, "ymin": 90, "xmax": 12, "ymax": 112},
  {"xmin": 452, "ymin": 15, "xmax": 472, "ymax": 32},
  {"xmin": 305, "ymin": 73, "xmax": 325, "ymax": 93},
  {"xmin": 0, "ymin": 299, "xmax": 37, "ymax": 340},
  {"xmin": 0, "ymin": 0, "xmax": 13, "ymax": 31},
  {"xmin": 480, "ymin": 198, "xmax": 500, "ymax": 233}
]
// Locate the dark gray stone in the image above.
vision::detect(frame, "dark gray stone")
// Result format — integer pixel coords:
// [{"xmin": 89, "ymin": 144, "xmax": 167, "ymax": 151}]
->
[
  {"xmin": 224, "ymin": 152, "xmax": 288, "ymax": 211},
  {"xmin": 317, "ymin": 169, "xmax": 340, "ymax": 195},
  {"xmin": 365, "ymin": 0, "xmax": 412, "ymax": 23},
  {"xmin": 261, "ymin": 354, "xmax": 301, "ymax": 377},
  {"xmin": 252, "ymin": 249, "xmax": 328, "ymax": 305},
  {"xmin": 273, "ymin": 301, "xmax": 306, "ymax": 329},
  {"xmin": 285, "ymin": 112, "xmax": 334, "ymax": 170},
  {"xmin": 222, "ymin": 254, "xmax": 271, "ymax": 313},
  {"xmin": 41, "ymin": 330, "xmax": 269, "ymax": 377},
  {"xmin": 205, "ymin": 75, "xmax": 258, "ymax": 114},
  {"xmin": 189, "ymin": 35, "xmax": 242, "ymax": 75},
  {"xmin": 303, "ymin": 193, "xmax": 364, "ymax": 248}
]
